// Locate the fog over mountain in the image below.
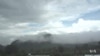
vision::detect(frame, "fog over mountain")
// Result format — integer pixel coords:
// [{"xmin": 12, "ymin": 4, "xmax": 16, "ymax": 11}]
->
[
  {"xmin": 17, "ymin": 31, "xmax": 100, "ymax": 44},
  {"xmin": 0, "ymin": 31, "xmax": 100, "ymax": 45},
  {"xmin": 0, "ymin": 0, "xmax": 100, "ymax": 45}
]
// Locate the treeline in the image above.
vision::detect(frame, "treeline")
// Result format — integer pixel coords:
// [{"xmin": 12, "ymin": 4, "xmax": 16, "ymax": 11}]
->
[{"xmin": 0, "ymin": 40, "xmax": 100, "ymax": 56}]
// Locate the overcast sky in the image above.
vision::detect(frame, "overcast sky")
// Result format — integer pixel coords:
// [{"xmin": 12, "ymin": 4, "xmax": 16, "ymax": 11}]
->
[{"xmin": 0, "ymin": 0, "xmax": 100, "ymax": 45}]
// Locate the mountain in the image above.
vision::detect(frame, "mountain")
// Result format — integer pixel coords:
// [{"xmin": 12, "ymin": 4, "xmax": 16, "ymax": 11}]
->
[{"xmin": 0, "ymin": 39, "xmax": 99, "ymax": 56}]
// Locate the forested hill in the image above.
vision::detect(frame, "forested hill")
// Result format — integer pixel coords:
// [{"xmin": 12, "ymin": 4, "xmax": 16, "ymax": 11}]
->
[{"xmin": 0, "ymin": 40, "xmax": 100, "ymax": 56}]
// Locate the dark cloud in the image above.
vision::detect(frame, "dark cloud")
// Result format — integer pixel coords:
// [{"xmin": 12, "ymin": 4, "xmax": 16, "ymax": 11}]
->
[
  {"xmin": 0, "ymin": 0, "xmax": 51, "ymax": 23},
  {"xmin": 0, "ymin": 0, "xmax": 52, "ymax": 34}
]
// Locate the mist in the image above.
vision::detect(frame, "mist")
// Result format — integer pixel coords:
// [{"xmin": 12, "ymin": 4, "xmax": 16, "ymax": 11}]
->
[{"xmin": 13, "ymin": 31, "xmax": 100, "ymax": 44}]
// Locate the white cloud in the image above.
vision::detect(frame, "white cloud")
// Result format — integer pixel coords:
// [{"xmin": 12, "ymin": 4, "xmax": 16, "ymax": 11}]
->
[
  {"xmin": 0, "ymin": 0, "xmax": 100, "ymax": 45},
  {"xmin": 34, "ymin": 18, "xmax": 100, "ymax": 34},
  {"xmin": 1, "ymin": 18, "xmax": 100, "ymax": 36},
  {"xmin": 42, "ymin": 0, "xmax": 100, "ymax": 21},
  {"xmin": 71, "ymin": 19, "xmax": 100, "ymax": 32}
]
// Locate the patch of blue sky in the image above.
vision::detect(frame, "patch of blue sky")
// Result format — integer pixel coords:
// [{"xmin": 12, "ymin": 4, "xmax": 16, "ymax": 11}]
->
[
  {"xmin": 23, "ymin": 23, "xmax": 44, "ymax": 33},
  {"xmin": 23, "ymin": 29, "xmax": 37, "ymax": 33},
  {"xmin": 62, "ymin": 20, "xmax": 73, "ymax": 26},
  {"xmin": 28, "ymin": 23, "xmax": 43, "ymax": 27},
  {"xmin": 81, "ymin": 9, "xmax": 100, "ymax": 20},
  {"xmin": 60, "ymin": 9, "xmax": 100, "ymax": 27},
  {"xmin": 61, "ymin": 15, "xmax": 82, "ymax": 27},
  {"xmin": 62, "ymin": 19, "xmax": 78, "ymax": 27}
]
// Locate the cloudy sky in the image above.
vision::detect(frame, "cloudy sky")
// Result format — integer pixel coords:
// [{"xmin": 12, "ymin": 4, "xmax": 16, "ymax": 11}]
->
[{"xmin": 0, "ymin": 0, "xmax": 100, "ymax": 45}]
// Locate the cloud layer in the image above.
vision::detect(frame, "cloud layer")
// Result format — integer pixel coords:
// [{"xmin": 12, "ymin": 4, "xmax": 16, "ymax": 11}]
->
[{"xmin": 0, "ymin": 0, "xmax": 100, "ymax": 45}]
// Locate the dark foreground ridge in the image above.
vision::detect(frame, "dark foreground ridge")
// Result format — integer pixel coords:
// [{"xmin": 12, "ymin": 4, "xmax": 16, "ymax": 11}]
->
[{"xmin": 0, "ymin": 40, "xmax": 100, "ymax": 56}]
